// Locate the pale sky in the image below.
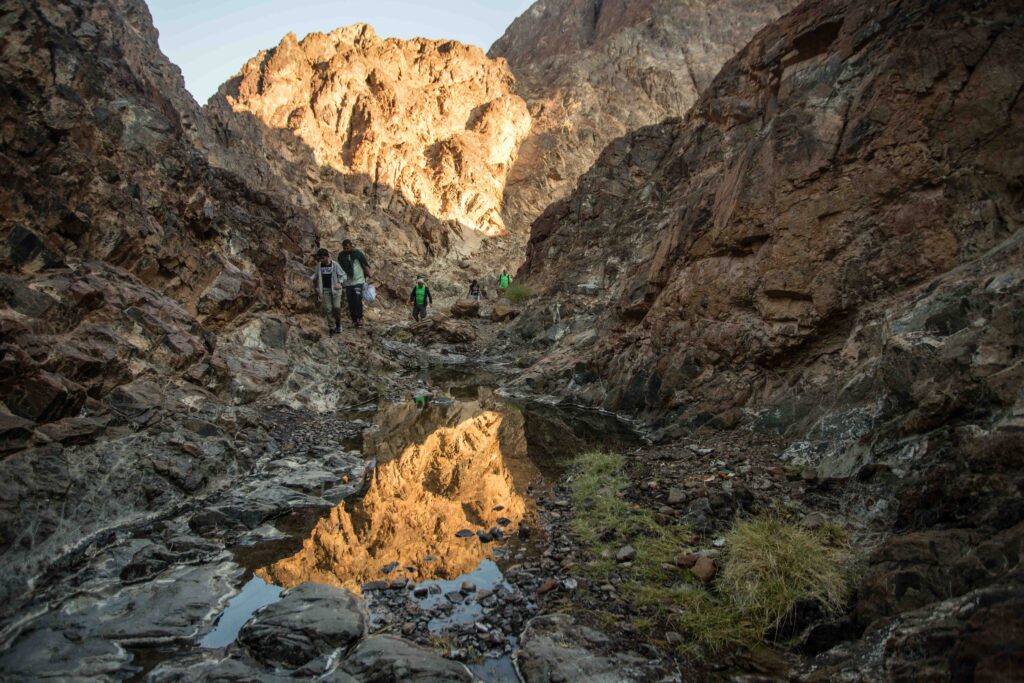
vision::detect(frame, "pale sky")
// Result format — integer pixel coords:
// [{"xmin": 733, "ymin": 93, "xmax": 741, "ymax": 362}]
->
[{"xmin": 148, "ymin": 0, "xmax": 536, "ymax": 104}]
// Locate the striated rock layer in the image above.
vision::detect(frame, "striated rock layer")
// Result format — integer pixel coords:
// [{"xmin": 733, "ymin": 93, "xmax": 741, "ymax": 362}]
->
[
  {"xmin": 0, "ymin": 0, "xmax": 382, "ymax": 615},
  {"xmin": 513, "ymin": 0, "xmax": 1024, "ymax": 676},
  {"xmin": 206, "ymin": 25, "xmax": 531, "ymax": 295},
  {"xmin": 489, "ymin": 0, "xmax": 798, "ymax": 244}
]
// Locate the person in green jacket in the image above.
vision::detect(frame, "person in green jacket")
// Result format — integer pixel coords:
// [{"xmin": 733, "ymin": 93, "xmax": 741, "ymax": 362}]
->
[
  {"xmin": 497, "ymin": 270, "xmax": 512, "ymax": 292},
  {"xmin": 410, "ymin": 278, "xmax": 432, "ymax": 321}
]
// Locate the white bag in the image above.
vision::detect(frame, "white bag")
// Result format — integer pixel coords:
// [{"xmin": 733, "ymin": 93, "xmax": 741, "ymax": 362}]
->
[{"xmin": 362, "ymin": 283, "xmax": 376, "ymax": 303}]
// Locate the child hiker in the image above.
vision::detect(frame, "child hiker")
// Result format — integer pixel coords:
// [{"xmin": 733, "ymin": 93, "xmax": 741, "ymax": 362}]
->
[{"xmin": 310, "ymin": 248, "xmax": 346, "ymax": 335}]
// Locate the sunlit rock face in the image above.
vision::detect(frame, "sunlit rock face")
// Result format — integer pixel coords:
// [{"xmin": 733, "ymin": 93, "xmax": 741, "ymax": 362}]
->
[
  {"xmin": 258, "ymin": 397, "xmax": 538, "ymax": 591},
  {"xmin": 216, "ymin": 25, "xmax": 530, "ymax": 244}
]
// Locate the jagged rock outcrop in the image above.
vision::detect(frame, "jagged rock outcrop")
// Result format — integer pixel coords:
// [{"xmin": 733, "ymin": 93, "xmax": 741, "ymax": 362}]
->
[
  {"xmin": 513, "ymin": 0, "xmax": 1023, "ymax": 674},
  {"xmin": 489, "ymin": 0, "xmax": 798, "ymax": 243},
  {"xmin": 205, "ymin": 26, "xmax": 530, "ymax": 295},
  {"xmin": 0, "ymin": 0, "xmax": 378, "ymax": 616}
]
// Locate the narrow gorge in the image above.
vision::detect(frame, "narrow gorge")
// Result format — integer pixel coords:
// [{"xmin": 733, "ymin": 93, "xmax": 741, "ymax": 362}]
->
[{"xmin": 0, "ymin": 0, "xmax": 1021, "ymax": 681}]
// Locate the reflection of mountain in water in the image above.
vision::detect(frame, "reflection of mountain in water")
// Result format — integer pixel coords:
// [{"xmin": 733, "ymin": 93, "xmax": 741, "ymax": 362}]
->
[{"xmin": 258, "ymin": 394, "xmax": 540, "ymax": 591}]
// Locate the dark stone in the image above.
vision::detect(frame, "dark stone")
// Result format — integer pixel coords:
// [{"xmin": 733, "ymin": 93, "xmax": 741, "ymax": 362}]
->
[
  {"xmin": 7, "ymin": 226, "xmax": 63, "ymax": 269},
  {"xmin": 0, "ymin": 414, "xmax": 36, "ymax": 452},
  {"xmin": 238, "ymin": 583, "xmax": 366, "ymax": 668},
  {"xmin": 5, "ymin": 370, "xmax": 86, "ymax": 422},
  {"xmin": 342, "ymin": 635, "xmax": 472, "ymax": 682}
]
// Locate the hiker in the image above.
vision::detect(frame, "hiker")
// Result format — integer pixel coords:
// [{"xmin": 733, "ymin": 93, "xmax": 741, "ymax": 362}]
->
[
  {"xmin": 337, "ymin": 239, "xmax": 371, "ymax": 328},
  {"xmin": 469, "ymin": 279, "xmax": 482, "ymax": 301},
  {"xmin": 496, "ymin": 269, "xmax": 512, "ymax": 294},
  {"xmin": 310, "ymin": 248, "xmax": 345, "ymax": 335},
  {"xmin": 410, "ymin": 277, "xmax": 432, "ymax": 322}
]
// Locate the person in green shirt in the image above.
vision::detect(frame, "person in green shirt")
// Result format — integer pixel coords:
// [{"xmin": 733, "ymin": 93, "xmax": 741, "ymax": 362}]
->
[
  {"xmin": 410, "ymin": 277, "xmax": 432, "ymax": 321},
  {"xmin": 497, "ymin": 270, "xmax": 512, "ymax": 292}
]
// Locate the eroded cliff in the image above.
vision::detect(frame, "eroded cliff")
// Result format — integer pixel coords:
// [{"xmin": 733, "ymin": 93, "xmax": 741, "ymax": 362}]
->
[
  {"xmin": 489, "ymin": 0, "xmax": 798, "ymax": 243},
  {"xmin": 512, "ymin": 0, "xmax": 1024, "ymax": 675},
  {"xmin": 205, "ymin": 26, "xmax": 531, "ymax": 295}
]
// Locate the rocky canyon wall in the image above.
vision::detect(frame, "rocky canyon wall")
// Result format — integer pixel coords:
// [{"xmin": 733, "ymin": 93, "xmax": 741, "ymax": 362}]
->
[
  {"xmin": 489, "ymin": 0, "xmax": 799, "ymax": 244},
  {"xmin": 205, "ymin": 26, "xmax": 531, "ymax": 295},
  {"xmin": 515, "ymin": 0, "xmax": 1023, "ymax": 450},
  {"xmin": 0, "ymin": 0, "xmax": 383, "ymax": 610},
  {"xmin": 511, "ymin": 1, "xmax": 1023, "ymax": 674}
]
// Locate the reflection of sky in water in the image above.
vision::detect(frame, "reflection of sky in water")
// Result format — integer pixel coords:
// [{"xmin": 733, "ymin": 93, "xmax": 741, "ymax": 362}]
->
[
  {"xmin": 414, "ymin": 559, "xmax": 504, "ymax": 632},
  {"xmin": 198, "ymin": 576, "xmax": 281, "ymax": 648}
]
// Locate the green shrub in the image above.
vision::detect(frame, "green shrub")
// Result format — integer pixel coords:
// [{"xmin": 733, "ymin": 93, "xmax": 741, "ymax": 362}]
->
[
  {"xmin": 718, "ymin": 517, "xmax": 851, "ymax": 629},
  {"xmin": 503, "ymin": 282, "xmax": 535, "ymax": 303}
]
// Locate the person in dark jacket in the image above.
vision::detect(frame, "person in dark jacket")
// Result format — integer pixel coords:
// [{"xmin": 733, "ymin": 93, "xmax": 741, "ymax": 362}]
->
[
  {"xmin": 469, "ymin": 279, "xmax": 482, "ymax": 301},
  {"xmin": 410, "ymin": 278, "xmax": 432, "ymax": 321},
  {"xmin": 337, "ymin": 239, "xmax": 371, "ymax": 327}
]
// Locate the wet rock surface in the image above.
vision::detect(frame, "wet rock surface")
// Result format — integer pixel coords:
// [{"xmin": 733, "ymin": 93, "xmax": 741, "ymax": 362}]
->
[
  {"xmin": 342, "ymin": 635, "xmax": 474, "ymax": 682},
  {"xmin": 237, "ymin": 583, "xmax": 367, "ymax": 668}
]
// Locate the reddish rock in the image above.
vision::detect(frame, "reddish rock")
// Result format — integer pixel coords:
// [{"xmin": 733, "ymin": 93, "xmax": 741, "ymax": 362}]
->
[
  {"xmin": 450, "ymin": 300, "xmax": 481, "ymax": 319},
  {"xmin": 34, "ymin": 417, "xmax": 108, "ymax": 445},
  {"xmin": 491, "ymin": 303, "xmax": 519, "ymax": 322},
  {"xmin": 690, "ymin": 557, "xmax": 717, "ymax": 583},
  {"xmin": 5, "ymin": 370, "xmax": 85, "ymax": 423},
  {"xmin": 538, "ymin": 578, "xmax": 560, "ymax": 595},
  {"xmin": 675, "ymin": 553, "xmax": 699, "ymax": 569}
]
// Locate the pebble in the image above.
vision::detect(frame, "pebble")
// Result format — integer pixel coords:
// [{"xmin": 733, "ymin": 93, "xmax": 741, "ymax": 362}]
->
[
  {"xmin": 615, "ymin": 544, "xmax": 637, "ymax": 562},
  {"xmin": 537, "ymin": 578, "xmax": 559, "ymax": 594},
  {"xmin": 460, "ymin": 581, "xmax": 477, "ymax": 593},
  {"xmin": 691, "ymin": 557, "xmax": 717, "ymax": 583},
  {"xmin": 455, "ymin": 529, "xmax": 475, "ymax": 538}
]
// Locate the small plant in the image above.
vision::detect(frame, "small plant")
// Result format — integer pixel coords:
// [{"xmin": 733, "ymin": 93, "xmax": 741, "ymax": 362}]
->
[
  {"xmin": 502, "ymin": 282, "xmax": 535, "ymax": 304},
  {"xmin": 566, "ymin": 451, "xmax": 855, "ymax": 658},
  {"xmin": 718, "ymin": 517, "xmax": 851, "ymax": 628}
]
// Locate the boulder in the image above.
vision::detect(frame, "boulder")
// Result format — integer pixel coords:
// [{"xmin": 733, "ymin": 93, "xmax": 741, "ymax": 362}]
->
[
  {"xmin": 515, "ymin": 614, "xmax": 647, "ymax": 683},
  {"xmin": 491, "ymin": 302, "xmax": 519, "ymax": 322},
  {"xmin": 238, "ymin": 583, "xmax": 367, "ymax": 668},
  {"xmin": 450, "ymin": 300, "xmax": 480, "ymax": 318},
  {"xmin": 342, "ymin": 635, "xmax": 473, "ymax": 682}
]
